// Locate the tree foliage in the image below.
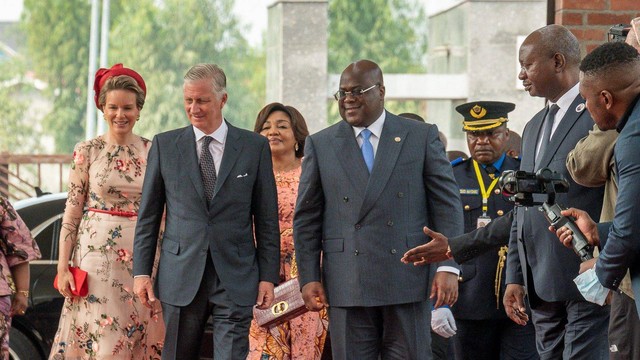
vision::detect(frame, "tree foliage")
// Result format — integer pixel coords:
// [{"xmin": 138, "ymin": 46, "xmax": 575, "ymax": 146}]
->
[
  {"xmin": 20, "ymin": 0, "xmax": 265, "ymax": 152},
  {"xmin": 21, "ymin": 0, "xmax": 92, "ymax": 153},
  {"xmin": 328, "ymin": 0, "xmax": 428, "ymax": 73},
  {"xmin": 327, "ymin": 0, "xmax": 428, "ymax": 123},
  {"xmin": 0, "ymin": 58, "xmax": 40, "ymax": 153}
]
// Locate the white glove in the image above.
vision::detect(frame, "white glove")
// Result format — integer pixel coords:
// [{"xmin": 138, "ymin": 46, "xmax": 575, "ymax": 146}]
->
[{"xmin": 431, "ymin": 306, "xmax": 457, "ymax": 338}]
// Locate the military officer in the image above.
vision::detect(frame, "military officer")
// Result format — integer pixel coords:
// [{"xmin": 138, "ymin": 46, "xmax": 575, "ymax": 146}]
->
[{"xmin": 451, "ymin": 101, "xmax": 538, "ymax": 359}]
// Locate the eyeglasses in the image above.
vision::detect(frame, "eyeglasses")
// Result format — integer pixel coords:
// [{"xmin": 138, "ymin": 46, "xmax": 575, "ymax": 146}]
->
[
  {"xmin": 467, "ymin": 129, "xmax": 507, "ymax": 141},
  {"xmin": 334, "ymin": 84, "xmax": 379, "ymax": 101}
]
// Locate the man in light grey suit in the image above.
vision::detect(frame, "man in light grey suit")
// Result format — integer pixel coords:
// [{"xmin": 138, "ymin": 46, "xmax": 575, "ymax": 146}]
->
[
  {"xmin": 504, "ymin": 25, "xmax": 608, "ymax": 359},
  {"xmin": 293, "ymin": 60, "xmax": 463, "ymax": 359},
  {"xmin": 133, "ymin": 64, "xmax": 280, "ymax": 359}
]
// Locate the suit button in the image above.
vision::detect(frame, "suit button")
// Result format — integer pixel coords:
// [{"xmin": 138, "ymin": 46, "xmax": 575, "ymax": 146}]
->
[
  {"xmin": 343, "ymin": 196, "xmax": 349, "ymax": 202},
  {"xmin": 495, "ymin": 189, "xmax": 501, "ymax": 195},
  {"xmin": 390, "ymin": 249, "xmax": 397, "ymax": 254},
  {"xmin": 497, "ymin": 210, "xmax": 504, "ymax": 216},
  {"xmin": 387, "ymin": 220, "xmax": 393, "ymax": 226},
  {"xmin": 464, "ymin": 205, "xmax": 470, "ymax": 211},
  {"xmin": 397, "ymin": 192, "xmax": 404, "ymax": 198},
  {"xmin": 355, "ymin": 224, "xmax": 362, "ymax": 230},
  {"xmin": 354, "ymin": 250, "xmax": 359, "ymax": 255}
]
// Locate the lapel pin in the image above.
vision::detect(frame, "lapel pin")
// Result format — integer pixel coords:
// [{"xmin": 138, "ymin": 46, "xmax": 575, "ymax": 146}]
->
[
  {"xmin": 394, "ymin": 137, "xmax": 401, "ymax": 142},
  {"xmin": 575, "ymin": 103, "xmax": 585, "ymax": 113}
]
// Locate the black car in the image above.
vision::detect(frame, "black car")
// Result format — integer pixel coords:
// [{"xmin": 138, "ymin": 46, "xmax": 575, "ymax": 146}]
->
[
  {"xmin": 12, "ymin": 193, "xmax": 217, "ymax": 359},
  {"xmin": 12, "ymin": 192, "xmax": 67, "ymax": 360}
]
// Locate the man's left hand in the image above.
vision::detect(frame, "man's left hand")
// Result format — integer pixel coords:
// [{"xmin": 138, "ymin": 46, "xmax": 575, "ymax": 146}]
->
[
  {"xmin": 255, "ymin": 281, "xmax": 275, "ymax": 309},
  {"xmin": 430, "ymin": 271, "xmax": 459, "ymax": 308}
]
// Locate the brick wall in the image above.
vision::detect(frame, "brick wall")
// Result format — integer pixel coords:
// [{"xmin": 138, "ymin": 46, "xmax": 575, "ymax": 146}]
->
[{"xmin": 555, "ymin": 0, "xmax": 640, "ymax": 54}]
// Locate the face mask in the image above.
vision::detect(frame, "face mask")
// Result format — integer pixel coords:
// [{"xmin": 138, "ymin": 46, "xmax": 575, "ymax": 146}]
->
[{"xmin": 573, "ymin": 268, "xmax": 610, "ymax": 305}]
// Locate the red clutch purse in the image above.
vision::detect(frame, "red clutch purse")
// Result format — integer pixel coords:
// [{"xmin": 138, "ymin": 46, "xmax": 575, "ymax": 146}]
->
[
  {"xmin": 254, "ymin": 277, "xmax": 308, "ymax": 328},
  {"xmin": 53, "ymin": 266, "xmax": 89, "ymax": 297}
]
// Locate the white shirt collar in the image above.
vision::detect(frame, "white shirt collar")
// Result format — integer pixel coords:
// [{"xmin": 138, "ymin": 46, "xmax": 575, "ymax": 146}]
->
[
  {"xmin": 551, "ymin": 83, "xmax": 580, "ymax": 113},
  {"xmin": 193, "ymin": 120, "xmax": 228, "ymax": 145},
  {"xmin": 352, "ymin": 110, "xmax": 386, "ymax": 139}
]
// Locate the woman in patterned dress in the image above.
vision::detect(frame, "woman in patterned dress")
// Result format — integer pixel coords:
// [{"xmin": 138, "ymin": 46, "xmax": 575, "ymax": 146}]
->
[
  {"xmin": 50, "ymin": 64, "xmax": 164, "ymax": 359},
  {"xmin": 248, "ymin": 103, "xmax": 329, "ymax": 360},
  {"xmin": 0, "ymin": 196, "xmax": 41, "ymax": 359}
]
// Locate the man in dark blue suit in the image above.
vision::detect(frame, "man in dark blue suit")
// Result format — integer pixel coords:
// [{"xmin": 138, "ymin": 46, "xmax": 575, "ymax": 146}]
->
[
  {"xmin": 504, "ymin": 25, "xmax": 608, "ymax": 359},
  {"xmin": 133, "ymin": 64, "xmax": 280, "ymax": 359},
  {"xmin": 556, "ymin": 41, "xmax": 640, "ymax": 360},
  {"xmin": 450, "ymin": 101, "xmax": 537, "ymax": 359}
]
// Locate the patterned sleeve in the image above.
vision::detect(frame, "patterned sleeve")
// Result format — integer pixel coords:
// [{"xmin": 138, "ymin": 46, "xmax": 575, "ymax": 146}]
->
[
  {"xmin": 60, "ymin": 141, "xmax": 92, "ymax": 248},
  {"xmin": 0, "ymin": 196, "xmax": 41, "ymax": 267}
]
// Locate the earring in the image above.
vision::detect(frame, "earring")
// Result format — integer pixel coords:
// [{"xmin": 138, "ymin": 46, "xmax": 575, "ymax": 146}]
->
[
  {"xmin": 295, "ymin": 143, "xmax": 299, "ymax": 152},
  {"xmin": 137, "ymin": 116, "xmax": 140, "ymax": 121}
]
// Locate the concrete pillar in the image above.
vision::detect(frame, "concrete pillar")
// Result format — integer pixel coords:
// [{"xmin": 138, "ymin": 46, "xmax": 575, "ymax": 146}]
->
[{"xmin": 266, "ymin": 0, "xmax": 328, "ymax": 133}]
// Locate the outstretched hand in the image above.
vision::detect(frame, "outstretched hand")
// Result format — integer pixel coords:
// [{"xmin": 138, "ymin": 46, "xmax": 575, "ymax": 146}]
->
[{"xmin": 401, "ymin": 226, "xmax": 451, "ymax": 265}]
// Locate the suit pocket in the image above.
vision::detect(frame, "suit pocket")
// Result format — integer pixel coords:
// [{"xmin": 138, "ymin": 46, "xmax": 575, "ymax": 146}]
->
[
  {"xmin": 322, "ymin": 238, "xmax": 344, "ymax": 253},
  {"xmin": 162, "ymin": 238, "xmax": 180, "ymax": 255}
]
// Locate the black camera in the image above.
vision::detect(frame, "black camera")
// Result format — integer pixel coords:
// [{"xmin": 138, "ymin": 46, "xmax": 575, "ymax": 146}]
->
[
  {"xmin": 498, "ymin": 168, "xmax": 569, "ymax": 207},
  {"xmin": 608, "ymin": 24, "xmax": 631, "ymax": 43},
  {"xmin": 498, "ymin": 168, "xmax": 593, "ymax": 262}
]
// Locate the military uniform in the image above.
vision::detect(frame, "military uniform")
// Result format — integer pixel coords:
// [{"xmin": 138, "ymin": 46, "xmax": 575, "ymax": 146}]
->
[{"xmin": 450, "ymin": 102, "xmax": 537, "ymax": 360}]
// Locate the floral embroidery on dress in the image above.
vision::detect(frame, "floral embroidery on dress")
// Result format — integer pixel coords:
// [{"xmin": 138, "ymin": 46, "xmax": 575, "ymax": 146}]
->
[{"xmin": 50, "ymin": 136, "xmax": 164, "ymax": 360}]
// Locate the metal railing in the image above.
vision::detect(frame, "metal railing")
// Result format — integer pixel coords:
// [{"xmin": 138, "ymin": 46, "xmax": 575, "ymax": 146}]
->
[{"xmin": 0, "ymin": 152, "xmax": 72, "ymax": 201}]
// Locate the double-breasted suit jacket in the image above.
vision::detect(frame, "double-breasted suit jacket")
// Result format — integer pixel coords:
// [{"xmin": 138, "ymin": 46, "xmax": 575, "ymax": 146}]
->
[
  {"xmin": 293, "ymin": 112, "xmax": 463, "ymax": 307},
  {"xmin": 506, "ymin": 95, "xmax": 604, "ymax": 305},
  {"xmin": 133, "ymin": 122, "xmax": 280, "ymax": 307}
]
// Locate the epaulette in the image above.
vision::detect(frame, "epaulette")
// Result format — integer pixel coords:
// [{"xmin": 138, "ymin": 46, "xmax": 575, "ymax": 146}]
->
[{"xmin": 450, "ymin": 157, "xmax": 466, "ymax": 167}]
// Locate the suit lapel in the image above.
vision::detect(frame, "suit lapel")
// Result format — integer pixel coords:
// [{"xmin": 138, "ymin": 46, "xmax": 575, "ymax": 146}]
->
[
  {"xmin": 214, "ymin": 120, "xmax": 243, "ymax": 199},
  {"xmin": 176, "ymin": 126, "xmax": 207, "ymax": 208},
  {"xmin": 331, "ymin": 121, "xmax": 370, "ymax": 191},
  {"xmin": 537, "ymin": 95, "xmax": 587, "ymax": 169},
  {"xmin": 522, "ymin": 110, "xmax": 546, "ymax": 171},
  {"xmin": 358, "ymin": 113, "xmax": 407, "ymax": 221}
]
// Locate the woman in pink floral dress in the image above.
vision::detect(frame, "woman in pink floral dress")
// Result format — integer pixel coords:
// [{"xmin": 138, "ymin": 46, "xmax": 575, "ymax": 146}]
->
[
  {"xmin": 50, "ymin": 64, "xmax": 164, "ymax": 359},
  {"xmin": 0, "ymin": 196, "xmax": 41, "ymax": 358},
  {"xmin": 248, "ymin": 103, "xmax": 329, "ymax": 360}
]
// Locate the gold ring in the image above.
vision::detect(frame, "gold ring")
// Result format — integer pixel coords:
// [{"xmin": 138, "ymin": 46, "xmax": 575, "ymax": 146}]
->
[{"xmin": 19, "ymin": 310, "xmax": 25, "ymax": 315}]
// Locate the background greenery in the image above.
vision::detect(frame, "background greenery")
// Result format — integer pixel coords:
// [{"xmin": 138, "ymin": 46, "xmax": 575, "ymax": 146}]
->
[{"xmin": 2, "ymin": 0, "xmax": 428, "ymax": 153}]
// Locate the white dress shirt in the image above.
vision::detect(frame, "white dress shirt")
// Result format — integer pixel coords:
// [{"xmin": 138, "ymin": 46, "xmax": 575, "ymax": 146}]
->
[{"xmin": 194, "ymin": 120, "xmax": 228, "ymax": 174}]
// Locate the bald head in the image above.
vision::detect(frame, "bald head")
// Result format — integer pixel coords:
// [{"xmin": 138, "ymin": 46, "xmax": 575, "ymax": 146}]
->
[
  {"xmin": 338, "ymin": 59, "xmax": 386, "ymax": 127},
  {"xmin": 343, "ymin": 60, "xmax": 384, "ymax": 87},
  {"xmin": 519, "ymin": 25, "xmax": 581, "ymax": 102},
  {"xmin": 530, "ymin": 25, "xmax": 582, "ymax": 66}
]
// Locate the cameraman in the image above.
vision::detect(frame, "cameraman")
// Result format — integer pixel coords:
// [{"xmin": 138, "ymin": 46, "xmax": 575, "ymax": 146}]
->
[
  {"xmin": 565, "ymin": 18, "xmax": 640, "ymax": 360},
  {"xmin": 556, "ymin": 41, "xmax": 640, "ymax": 359}
]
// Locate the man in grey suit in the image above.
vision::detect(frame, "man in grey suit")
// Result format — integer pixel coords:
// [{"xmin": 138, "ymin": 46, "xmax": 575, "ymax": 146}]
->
[
  {"xmin": 133, "ymin": 64, "xmax": 280, "ymax": 359},
  {"xmin": 503, "ymin": 25, "xmax": 608, "ymax": 359},
  {"xmin": 556, "ymin": 41, "xmax": 640, "ymax": 359},
  {"xmin": 293, "ymin": 59, "xmax": 463, "ymax": 359}
]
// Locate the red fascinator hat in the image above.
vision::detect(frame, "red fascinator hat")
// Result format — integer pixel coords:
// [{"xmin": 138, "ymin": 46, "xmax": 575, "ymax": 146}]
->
[{"xmin": 93, "ymin": 63, "xmax": 146, "ymax": 109}]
